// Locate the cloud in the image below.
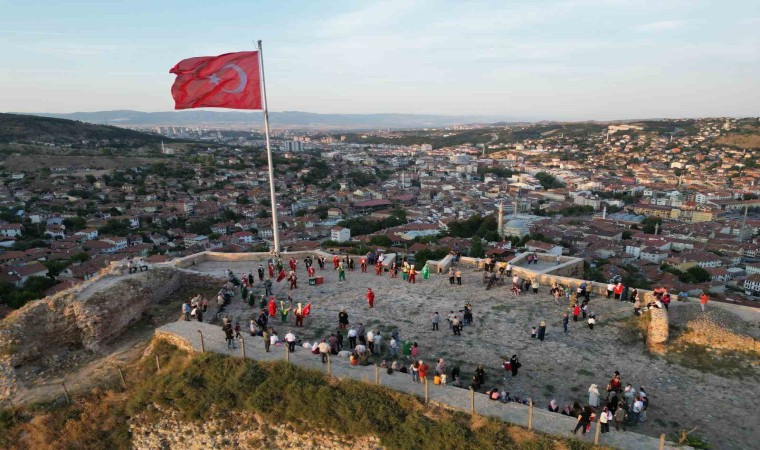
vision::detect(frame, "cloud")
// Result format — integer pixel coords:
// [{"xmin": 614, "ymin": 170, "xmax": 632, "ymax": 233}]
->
[{"xmin": 636, "ymin": 20, "xmax": 684, "ymax": 32}]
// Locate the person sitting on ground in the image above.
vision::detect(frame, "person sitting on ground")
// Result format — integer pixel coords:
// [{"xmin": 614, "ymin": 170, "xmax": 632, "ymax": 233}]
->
[
  {"xmin": 486, "ymin": 387, "xmax": 501, "ymax": 401},
  {"xmin": 548, "ymin": 399, "xmax": 559, "ymax": 412}
]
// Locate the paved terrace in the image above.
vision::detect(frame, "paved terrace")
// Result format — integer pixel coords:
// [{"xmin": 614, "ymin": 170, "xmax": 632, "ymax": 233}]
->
[{"xmin": 156, "ymin": 321, "xmax": 683, "ymax": 450}]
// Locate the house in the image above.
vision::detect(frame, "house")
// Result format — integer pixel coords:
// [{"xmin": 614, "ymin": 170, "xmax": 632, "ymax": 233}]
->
[
  {"xmin": 233, "ymin": 230, "xmax": 255, "ymax": 244},
  {"xmin": 0, "ymin": 223, "xmax": 23, "ymax": 238},
  {"xmin": 10, "ymin": 262, "xmax": 49, "ymax": 286},
  {"xmin": 524, "ymin": 240, "xmax": 564, "ymax": 256},
  {"xmin": 705, "ymin": 267, "xmax": 730, "ymax": 283},
  {"xmin": 75, "ymin": 228, "xmax": 99, "ymax": 241},
  {"xmin": 331, "ymin": 227, "xmax": 351, "ymax": 243},
  {"xmin": 100, "ymin": 236, "xmax": 128, "ymax": 252},
  {"xmin": 639, "ymin": 246, "xmax": 669, "ymax": 264},
  {"xmin": 743, "ymin": 274, "xmax": 760, "ymax": 296},
  {"xmin": 183, "ymin": 234, "xmax": 209, "ymax": 248}
]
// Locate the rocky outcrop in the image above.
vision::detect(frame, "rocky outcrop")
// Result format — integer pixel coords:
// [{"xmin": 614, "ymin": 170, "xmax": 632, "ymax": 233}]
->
[
  {"xmin": 0, "ymin": 267, "xmax": 220, "ymax": 400},
  {"xmin": 130, "ymin": 409, "xmax": 382, "ymax": 450}
]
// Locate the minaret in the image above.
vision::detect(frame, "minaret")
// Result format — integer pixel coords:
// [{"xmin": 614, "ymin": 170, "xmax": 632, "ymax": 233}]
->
[
  {"xmin": 498, "ymin": 201, "xmax": 504, "ymax": 239},
  {"xmin": 602, "ymin": 205, "xmax": 607, "ymax": 220},
  {"xmin": 654, "ymin": 222, "xmax": 659, "ymax": 235}
]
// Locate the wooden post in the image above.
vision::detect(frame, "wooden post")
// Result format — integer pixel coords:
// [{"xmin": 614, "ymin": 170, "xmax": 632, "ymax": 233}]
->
[
  {"xmin": 659, "ymin": 434, "xmax": 665, "ymax": 450},
  {"xmin": 594, "ymin": 412, "xmax": 601, "ymax": 444},
  {"xmin": 198, "ymin": 330, "xmax": 205, "ymax": 353},
  {"xmin": 326, "ymin": 354, "xmax": 331, "ymax": 375},
  {"xmin": 239, "ymin": 336, "xmax": 246, "ymax": 359},
  {"xmin": 61, "ymin": 383, "xmax": 71, "ymax": 405},
  {"xmin": 155, "ymin": 355, "xmax": 161, "ymax": 374},
  {"xmin": 424, "ymin": 377, "xmax": 429, "ymax": 404},
  {"xmin": 528, "ymin": 399, "xmax": 533, "ymax": 430},
  {"xmin": 117, "ymin": 367, "xmax": 127, "ymax": 390},
  {"xmin": 374, "ymin": 364, "xmax": 379, "ymax": 385},
  {"xmin": 470, "ymin": 387, "xmax": 475, "ymax": 415},
  {"xmin": 285, "ymin": 346, "xmax": 290, "ymax": 363}
]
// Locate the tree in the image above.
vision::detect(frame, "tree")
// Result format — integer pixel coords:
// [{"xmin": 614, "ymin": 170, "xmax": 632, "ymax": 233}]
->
[
  {"xmin": 685, "ymin": 266, "xmax": 711, "ymax": 283},
  {"xmin": 369, "ymin": 235, "xmax": 392, "ymax": 247},
  {"xmin": 470, "ymin": 236, "xmax": 484, "ymax": 258},
  {"xmin": 641, "ymin": 217, "xmax": 662, "ymax": 234},
  {"xmin": 63, "ymin": 216, "xmax": 87, "ymax": 231},
  {"xmin": 622, "ymin": 230, "xmax": 633, "ymax": 240},
  {"xmin": 535, "ymin": 172, "xmax": 566, "ymax": 189}
]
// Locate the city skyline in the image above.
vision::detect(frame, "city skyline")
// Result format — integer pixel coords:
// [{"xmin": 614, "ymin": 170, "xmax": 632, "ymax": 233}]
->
[{"xmin": 1, "ymin": 0, "xmax": 759, "ymax": 120}]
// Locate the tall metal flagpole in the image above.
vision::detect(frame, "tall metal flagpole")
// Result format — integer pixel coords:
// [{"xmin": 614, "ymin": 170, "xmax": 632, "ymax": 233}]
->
[{"xmin": 258, "ymin": 40, "xmax": 280, "ymax": 255}]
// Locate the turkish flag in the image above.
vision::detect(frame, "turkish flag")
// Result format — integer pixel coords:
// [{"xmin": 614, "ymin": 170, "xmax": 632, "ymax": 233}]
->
[
  {"xmin": 302, "ymin": 303, "xmax": 311, "ymax": 317},
  {"xmin": 169, "ymin": 51, "xmax": 262, "ymax": 110}
]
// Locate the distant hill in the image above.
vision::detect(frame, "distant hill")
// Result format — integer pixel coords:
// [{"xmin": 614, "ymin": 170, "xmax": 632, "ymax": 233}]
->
[
  {"xmin": 18, "ymin": 110, "xmax": 518, "ymax": 130},
  {"xmin": 0, "ymin": 113, "xmax": 168, "ymax": 145}
]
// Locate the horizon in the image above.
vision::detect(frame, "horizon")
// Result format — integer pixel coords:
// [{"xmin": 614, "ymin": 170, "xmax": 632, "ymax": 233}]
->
[{"xmin": 1, "ymin": 1, "xmax": 759, "ymax": 120}]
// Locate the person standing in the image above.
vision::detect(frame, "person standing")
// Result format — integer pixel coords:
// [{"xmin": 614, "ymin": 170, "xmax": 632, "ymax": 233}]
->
[
  {"xmin": 338, "ymin": 262, "xmax": 346, "ymax": 282},
  {"xmin": 588, "ymin": 384, "xmax": 600, "ymax": 407},
  {"xmin": 338, "ymin": 309, "xmax": 349, "ymax": 329},
  {"xmin": 573, "ymin": 304, "xmax": 580, "ymax": 322},
  {"xmin": 262, "ymin": 328, "xmax": 271, "ymax": 353},
  {"xmin": 532, "ymin": 279, "xmax": 539, "ymax": 294},
  {"xmin": 572, "ymin": 406, "xmax": 593, "ymax": 435},
  {"xmin": 431, "ymin": 312, "xmax": 440, "ymax": 331},
  {"xmin": 451, "ymin": 315, "xmax": 461, "ymax": 335},
  {"xmin": 418, "ymin": 360, "xmax": 429, "ymax": 382},
  {"xmin": 614, "ymin": 282, "xmax": 624, "ymax": 300},
  {"xmin": 455, "ymin": 269, "xmax": 462, "ymax": 285},
  {"xmin": 614, "ymin": 404, "xmax": 627, "ymax": 431},
  {"xmin": 588, "ymin": 313, "xmax": 597, "ymax": 330},
  {"xmin": 509, "ymin": 355, "xmax": 520, "ymax": 376},
  {"xmin": 390, "ymin": 336, "xmax": 398, "ymax": 357},
  {"xmin": 700, "ymin": 292, "xmax": 709, "ymax": 312},
  {"xmin": 449, "ymin": 267, "xmax": 455, "ymax": 285},
  {"xmin": 285, "ymin": 331, "xmax": 296, "ymax": 352},
  {"xmin": 562, "ymin": 312, "xmax": 569, "ymax": 333},
  {"xmin": 366, "ymin": 329, "xmax": 375, "ymax": 354},
  {"xmin": 366, "ymin": 288, "xmax": 375, "ymax": 308},
  {"xmin": 606, "ymin": 281, "xmax": 615, "ymax": 299},
  {"xmin": 600, "ymin": 407, "xmax": 610, "ymax": 433},
  {"xmin": 408, "ymin": 265, "xmax": 417, "ymax": 284},
  {"xmin": 537, "ymin": 321, "xmax": 546, "ymax": 341},
  {"xmin": 182, "ymin": 302, "xmax": 191, "ymax": 321},
  {"xmin": 348, "ymin": 326, "xmax": 357, "ymax": 349},
  {"xmin": 224, "ymin": 320, "xmax": 235, "ymax": 350},
  {"xmin": 318, "ymin": 339, "xmax": 330, "ymax": 364}
]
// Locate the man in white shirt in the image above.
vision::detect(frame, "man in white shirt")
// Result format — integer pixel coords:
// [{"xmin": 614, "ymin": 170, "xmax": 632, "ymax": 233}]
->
[
  {"xmin": 366, "ymin": 330, "xmax": 375, "ymax": 353},
  {"xmin": 269, "ymin": 331, "xmax": 279, "ymax": 347},
  {"xmin": 373, "ymin": 332, "xmax": 382, "ymax": 354},
  {"xmin": 285, "ymin": 331, "xmax": 296, "ymax": 352},
  {"xmin": 630, "ymin": 397, "xmax": 644, "ymax": 424},
  {"xmin": 606, "ymin": 282, "xmax": 615, "ymax": 298},
  {"xmin": 318, "ymin": 339, "xmax": 330, "ymax": 363},
  {"xmin": 390, "ymin": 337, "xmax": 398, "ymax": 357},
  {"xmin": 347, "ymin": 326, "xmax": 357, "ymax": 349}
]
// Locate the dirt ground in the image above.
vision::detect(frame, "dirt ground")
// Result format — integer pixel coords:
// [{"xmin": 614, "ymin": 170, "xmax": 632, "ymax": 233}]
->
[{"xmin": 188, "ymin": 257, "xmax": 760, "ymax": 450}]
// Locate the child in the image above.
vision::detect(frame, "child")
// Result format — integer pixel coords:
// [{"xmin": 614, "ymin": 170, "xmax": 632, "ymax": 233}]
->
[
  {"xmin": 531, "ymin": 327, "xmax": 537, "ymax": 338},
  {"xmin": 440, "ymin": 373, "xmax": 447, "ymax": 385},
  {"xmin": 411, "ymin": 342, "xmax": 419, "ymax": 358}
]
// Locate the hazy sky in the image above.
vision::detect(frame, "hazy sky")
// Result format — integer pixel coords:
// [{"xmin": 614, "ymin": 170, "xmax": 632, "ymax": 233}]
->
[{"xmin": 0, "ymin": 0, "xmax": 758, "ymax": 120}]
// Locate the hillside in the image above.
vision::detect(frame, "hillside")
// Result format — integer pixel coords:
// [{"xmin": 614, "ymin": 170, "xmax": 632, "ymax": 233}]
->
[
  {"xmin": 0, "ymin": 339, "xmax": 601, "ymax": 450},
  {"xmin": 20, "ymin": 110, "xmax": 518, "ymax": 130},
  {"xmin": 0, "ymin": 113, "xmax": 168, "ymax": 146}
]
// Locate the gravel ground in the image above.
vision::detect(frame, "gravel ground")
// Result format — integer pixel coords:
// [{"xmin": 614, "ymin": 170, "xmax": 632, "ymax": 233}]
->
[{"xmin": 188, "ymin": 257, "xmax": 760, "ymax": 450}]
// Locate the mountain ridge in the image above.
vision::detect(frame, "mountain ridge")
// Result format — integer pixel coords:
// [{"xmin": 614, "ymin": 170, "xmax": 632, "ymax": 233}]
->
[{"xmin": 12, "ymin": 109, "xmax": 521, "ymax": 130}]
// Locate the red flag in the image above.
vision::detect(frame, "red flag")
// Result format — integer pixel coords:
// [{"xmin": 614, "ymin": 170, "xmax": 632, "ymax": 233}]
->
[
  {"xmin": 302, "ymin": 303, "xmax": 311, "ymax": 317},
  {"xmin": 276, "ymin": 269, "xmax": 286, "ymax": 283},
  {"xmin": 169, "ymin": 51, "xmax": 262, "ymax": 110}
]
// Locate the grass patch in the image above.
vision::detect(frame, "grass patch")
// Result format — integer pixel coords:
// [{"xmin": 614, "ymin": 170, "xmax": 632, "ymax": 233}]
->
[
  {"xmin": 576, "ymin": 368, "xmax": 594, "ymax": 377},
  {"xmin": 664, "ymin": 343, "xmax": 759, "ymax": 381},
  {"xmin": 492, "ymin": 304, "xmax": 511, "ymax": 312},
  {"xmin": 1, "ymin": 339, "xmax": 604, "ymax": 450}
]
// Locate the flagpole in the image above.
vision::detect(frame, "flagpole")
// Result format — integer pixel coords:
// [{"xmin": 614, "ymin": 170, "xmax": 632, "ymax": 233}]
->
[{"xmin": 258, "ymin": 40, "xmax": 281, "ymax": 255}]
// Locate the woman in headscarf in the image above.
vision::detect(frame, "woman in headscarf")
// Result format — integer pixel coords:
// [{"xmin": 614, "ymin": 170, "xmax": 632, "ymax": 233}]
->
[
  {"xmin": 548, "ymin": 399, "xmax": 559, "ymax": 412},
  {"xmin": 509, "ymin": 355, "xmax": 520, "ymax": 376},
  {"xmin": 588, "ymin": 383, "xmax": 600, "ymax": 407},
  {"xmin": 537, "ymin": 321, "xmax": 546, "ymax": 341}
]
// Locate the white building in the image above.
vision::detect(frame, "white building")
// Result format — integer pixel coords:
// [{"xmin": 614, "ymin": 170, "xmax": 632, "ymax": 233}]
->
[
  {"xmin": 283, "ymin": 141, "xmax": 304, "ymax": 152},
  {"xmin": 744, "ymin": 274, "xmax": 760, "ymax": 296},
  {"xmin": 0, "ymin": 223, "xmax": 23, "ymax": 238},
  {"xmin": 331, "ymin": 227, "xmax": 351, "ymax": 243}
]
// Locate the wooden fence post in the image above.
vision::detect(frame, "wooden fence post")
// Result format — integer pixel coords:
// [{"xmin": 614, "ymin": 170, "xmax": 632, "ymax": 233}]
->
[
  {"xmin": 239, "ymin": 336, "xmax": 246, "ymax": 359},
  {"xmin": 285, "ymin": 346, "xmax": 290, "ymax": 363},
  {"xmin": 470, "ymin": 387, "xmax": 475, "ymax": 415},
  {"xmin": 198, "ymin": 330, "xmax": 204, "ymax": 353},
  {"xmin": 659, "ymin": 434, "xmax": 665, "ymax": 450},
  {"xmin": 61, "ymin": 383, "xmax": 71, "ymax": 405},
  {"xmin": 528, "ymin": 399, "xmax": 533, "ymax": 430},
  {"xmin": 117, "ymin": 367, "xmax": 127, "ymax": 390},
  {"xmin": 594, "ymin": 412, "xmax": 601, "ymax": 444},
  {"xmin": 326, "ymin": 354, "xmax": 331, "ymax": 375},
  {"xmin": 374, "ymin": 364, "xmax": 379, "ymax": 385},
  {"xmin": 424, "ymin": 378, "xmax": 429, "ymax": 404},
  {"xmin": 155, "ymin": 355, "xmax": 161, "ymax": 374}
]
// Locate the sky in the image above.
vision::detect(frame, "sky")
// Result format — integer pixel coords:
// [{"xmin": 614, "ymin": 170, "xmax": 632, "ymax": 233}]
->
[{"xmin": 0, "ymin": 0, "xmax": 758, "ymax": 120}]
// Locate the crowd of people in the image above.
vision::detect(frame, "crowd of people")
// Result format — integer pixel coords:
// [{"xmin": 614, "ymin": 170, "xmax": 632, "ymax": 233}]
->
[{"xmin": 177, "ymin": 250, "xmax": 682, "ymax": 440}]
